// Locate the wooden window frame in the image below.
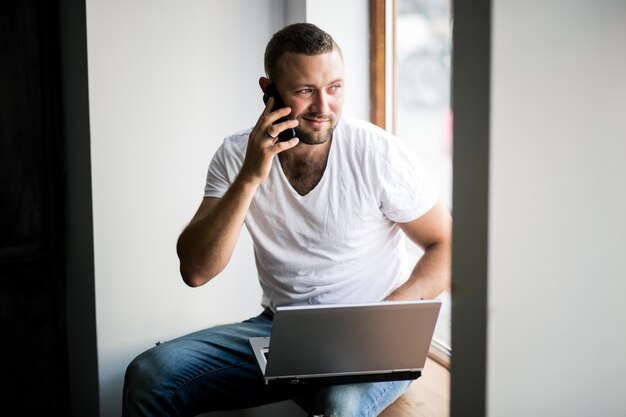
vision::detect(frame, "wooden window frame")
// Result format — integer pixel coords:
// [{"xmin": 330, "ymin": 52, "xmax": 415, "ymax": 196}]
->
[
  {"xmin": 369, "ymin": 0, "xmax": 397, "ymax": 132},
  {"xmin": 369, "ymin": 0, "xmax": 387, "ymax": 129}
]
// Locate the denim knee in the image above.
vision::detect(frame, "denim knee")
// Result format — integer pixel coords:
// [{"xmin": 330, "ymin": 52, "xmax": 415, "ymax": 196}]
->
[
  {"xmin": 126, "ymin": 348, "xmax": 163, "ymax": 389},
  {"xmin": 122, "ymin": 347, "xmax": 174, "ymax": 416},
  {"xmin": 309, "ymin": 381, "xmax": 411, "ymax": 417},
  {"xmin": 321, "ymin": 384, "xmax": 364, "ymax": 417}
]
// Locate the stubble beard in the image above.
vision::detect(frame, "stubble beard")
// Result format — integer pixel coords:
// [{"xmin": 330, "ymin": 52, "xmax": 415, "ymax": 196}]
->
[{"xmin": 294, "ymin": 114, "xmax": 338, "ymax": 145}]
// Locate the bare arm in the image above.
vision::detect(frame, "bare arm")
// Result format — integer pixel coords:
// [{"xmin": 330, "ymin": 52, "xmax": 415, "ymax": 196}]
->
[
  {"xmin": 385, "ymin": 199, "xmax": 452, "ymax": 301},
  {"xmin": 176, "ymin": 98, "xmax": 299, "ymax": 287},
  {"xmin": 176, "ymin": 187, "xmax": 255, "ymax": 287}
]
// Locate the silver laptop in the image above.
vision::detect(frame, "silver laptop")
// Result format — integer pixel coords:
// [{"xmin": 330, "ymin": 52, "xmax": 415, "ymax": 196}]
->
[{"xmin": 249, "ymin": 299, "xmax": 442, "ymax": 386}]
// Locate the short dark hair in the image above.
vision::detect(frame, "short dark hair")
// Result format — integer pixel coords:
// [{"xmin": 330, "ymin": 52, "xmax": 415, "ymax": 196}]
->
[{"xmin": 264, "ymin": 23, "xmax": 342, "ymax": 82}]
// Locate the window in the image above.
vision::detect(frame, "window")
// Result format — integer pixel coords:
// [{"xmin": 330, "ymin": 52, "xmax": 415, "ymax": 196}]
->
[{"xmin": 371, "ymin": 0, "xmax": 453, "ymax": 364}]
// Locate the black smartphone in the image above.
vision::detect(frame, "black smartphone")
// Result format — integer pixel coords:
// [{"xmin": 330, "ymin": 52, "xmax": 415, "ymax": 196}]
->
[{"xmin": 262, "ymin": 83, "xmax": 296, "ymax": 142}]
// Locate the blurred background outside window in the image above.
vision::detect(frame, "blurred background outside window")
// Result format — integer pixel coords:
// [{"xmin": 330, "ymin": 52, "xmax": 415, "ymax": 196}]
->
[{"xmin": 394, "ymin": 0, "xmax": 453, "ymax": 357}]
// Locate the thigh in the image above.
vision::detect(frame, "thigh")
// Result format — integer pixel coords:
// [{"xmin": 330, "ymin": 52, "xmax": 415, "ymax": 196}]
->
[
  {"xmin": 295, "ymin": 380, "xmax": 412, "ymax": 417},
  {"xmin": 123, "ymin": 310, "xmax": 306, "ymax": 417}
]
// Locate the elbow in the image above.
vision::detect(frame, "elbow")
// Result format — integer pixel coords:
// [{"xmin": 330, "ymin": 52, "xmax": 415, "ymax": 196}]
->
[
  {"xmin": 180, "ymin": 266, "xmax": 215, "ymax": 287},
  {"xmin": 180, "ymin": 270, "xmax": 205, "ymax": 287},
  {"xmin": 176, "ymin": 238, "xmax": 229, "ymax": 287},
  {"xmin": 176, "ymin": 242, "xmax": 218, "ymax": 287},
  {"xmin": 178, "ymin": 260, "xmax": 224, "ymax": 287}
]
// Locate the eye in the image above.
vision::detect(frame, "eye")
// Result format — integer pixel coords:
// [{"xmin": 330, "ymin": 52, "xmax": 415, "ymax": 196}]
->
[
  {"xmin": 329, "ymin": 84, "xmax": 342, "ymax": 93},
  {"xmin": 296, "ymin": 88, "xmax": 313, "ymax": 95}
]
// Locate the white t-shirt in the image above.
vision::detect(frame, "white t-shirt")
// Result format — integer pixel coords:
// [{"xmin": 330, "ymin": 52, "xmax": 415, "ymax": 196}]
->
[{"xmin": 205, "ymin": 115, "xmax": 437, "ymax": 310}]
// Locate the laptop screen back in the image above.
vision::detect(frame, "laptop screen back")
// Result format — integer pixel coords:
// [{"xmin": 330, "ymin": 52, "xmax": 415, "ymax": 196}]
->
[{"xmin": 264, "ymin": 300, "xmax": 441, "ymax": 378}]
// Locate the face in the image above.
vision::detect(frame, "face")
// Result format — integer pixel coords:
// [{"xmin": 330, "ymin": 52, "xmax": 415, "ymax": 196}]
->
[{"xmin": 274, "ymin": 50, "xmax": 345, "ymax": 146}]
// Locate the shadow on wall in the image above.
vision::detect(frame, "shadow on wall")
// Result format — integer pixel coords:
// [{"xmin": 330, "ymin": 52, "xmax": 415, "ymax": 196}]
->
[{"xmin": 200, "ymin": 400, "xmax": 306, "ymax": 417}]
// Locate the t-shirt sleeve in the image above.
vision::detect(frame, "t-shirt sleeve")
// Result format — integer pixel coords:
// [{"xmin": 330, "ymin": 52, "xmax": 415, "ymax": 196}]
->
[
  {"xmin": 203, "ymin": 143, "xmax": 231, "ymax": 198},
  {"xmin": 378, "ymin": 139, "xmax": 438, "ymax": 223}
]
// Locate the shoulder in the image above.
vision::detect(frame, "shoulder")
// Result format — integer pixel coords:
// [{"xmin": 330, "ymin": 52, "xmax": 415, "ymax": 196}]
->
[
  {"xmin": 220, "ymin": 127, "xmax": 252, "ymax": 151},
  {"xmin": 210, "ymin": 127, "xmax": 252, "ymax": 164},
  {"xmin": 208, "ymin": 127, "xmax": 252, "ymax": 172},
  {"xmin": 337, "ymin": 115, "xmax": 391, "ymax": 140},
  {"xmin": 336, "ymin": 115, "xmax": 408, "ymax": 157}
]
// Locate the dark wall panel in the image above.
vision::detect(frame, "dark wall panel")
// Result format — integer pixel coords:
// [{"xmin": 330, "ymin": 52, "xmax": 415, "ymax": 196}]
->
[{"xmin": 0, "ymin": 0, "xmax": 70, "ymax": 413}]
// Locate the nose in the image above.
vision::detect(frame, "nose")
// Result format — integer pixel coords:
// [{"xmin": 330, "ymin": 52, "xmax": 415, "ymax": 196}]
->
[{"xmin": 311, "ymin": 90, "xmax": 330, "ymax": 114}]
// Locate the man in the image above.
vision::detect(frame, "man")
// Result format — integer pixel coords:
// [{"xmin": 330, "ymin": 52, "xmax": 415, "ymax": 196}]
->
[{"xmin": 122, "ymin": 22, "xmax": 451, "ymax": 417}]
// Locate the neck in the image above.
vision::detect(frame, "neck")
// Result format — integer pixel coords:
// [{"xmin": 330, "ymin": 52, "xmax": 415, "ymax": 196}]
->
[{"xmin": 278, "ymin": 137, "xmax": 332, "ymax": 196}]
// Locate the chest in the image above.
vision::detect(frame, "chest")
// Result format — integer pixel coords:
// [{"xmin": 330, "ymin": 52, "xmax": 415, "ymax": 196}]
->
[
  {"xmin": 282, "ymin": 161, "xmax": 326, "ymax": 196},
  {"xmin": 279, "ymin": 152, "xmax": 331, "ymax": 196},
  {"xmin": 251, "ymin": 167, "xmax": 385, "ymax": 247}
]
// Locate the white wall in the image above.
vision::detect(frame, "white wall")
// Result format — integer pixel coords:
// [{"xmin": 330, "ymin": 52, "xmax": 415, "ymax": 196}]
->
[
  {"xmin": 84, "ymin": 1, "xmax": 369, "ymax": 416},
  {"xmin": 488, "ymin": 1, "xmax": 626, "ymax": 416}
]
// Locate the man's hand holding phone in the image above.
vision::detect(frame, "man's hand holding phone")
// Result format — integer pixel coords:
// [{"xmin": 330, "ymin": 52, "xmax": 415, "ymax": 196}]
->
[
  {"xmin": 238, "ymin": 95, "xmax": 299, "ymax": 187},
  {"xmin": 262, "ymin": 83, "xmax": 297, "ymax": 142}
]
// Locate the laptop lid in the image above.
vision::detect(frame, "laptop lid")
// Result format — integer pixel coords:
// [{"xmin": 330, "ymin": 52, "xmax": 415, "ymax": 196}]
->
[{"xmin": 249, "ymin": 299, "xmax": 442, "ymax": 385}]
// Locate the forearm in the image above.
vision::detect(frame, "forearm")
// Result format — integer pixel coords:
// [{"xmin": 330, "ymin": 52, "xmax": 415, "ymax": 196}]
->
[
  {"xmin": 176, "ymin": 177, "xmax": 259, "ymax": 287},
  {"xmin": 385, "ymin": 240, "xmax": 451, "ymax": 301}
]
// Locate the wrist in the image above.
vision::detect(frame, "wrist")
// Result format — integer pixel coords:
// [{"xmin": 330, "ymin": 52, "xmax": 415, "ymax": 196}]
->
[{"xmin": 232, "ymin": 174, "xmax": 262, "ymax": 194}]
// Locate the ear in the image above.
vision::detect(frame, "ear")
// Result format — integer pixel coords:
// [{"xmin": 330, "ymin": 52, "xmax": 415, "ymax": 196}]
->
[{"xmin": 259, "ymin": 77, "xmax": 272, "ymax": 93}]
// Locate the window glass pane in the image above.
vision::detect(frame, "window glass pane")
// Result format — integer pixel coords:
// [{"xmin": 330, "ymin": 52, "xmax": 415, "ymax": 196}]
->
[{"xmin": 395, "ymin": 0, "xmax": 452, "ymax": 353}]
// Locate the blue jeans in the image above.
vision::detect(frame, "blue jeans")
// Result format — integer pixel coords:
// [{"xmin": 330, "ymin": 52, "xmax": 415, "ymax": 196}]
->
[{"xmin": 122, "ymin": 309, "xmax": 411, "ymax": 417}]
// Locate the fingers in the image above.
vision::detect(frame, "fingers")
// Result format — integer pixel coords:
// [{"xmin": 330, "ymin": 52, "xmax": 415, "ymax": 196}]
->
[
  {"xmin": 249, "ymin": 101, "xmax": 300, "ymax": 151},
  {"xmin": 263, "ymin": 129, "xmax": 277, "ymax": 140},
  {"xmin": 264, "ymin": 118, "xmax": 299, "ymax": 142},
  {"xmin": 258, "ymin": 97, "xmax": 291, "ymax": 124},
  {"xmin": 252, "ymin": 97, "xmax": 299, "ymax": 151},
  {"xmin": 271, "ymin": 136, "xmax": 300, "ymax": 152},
  {"xmin": 240, "ymin": 102, "xmax": 300, "ymax": 185}
]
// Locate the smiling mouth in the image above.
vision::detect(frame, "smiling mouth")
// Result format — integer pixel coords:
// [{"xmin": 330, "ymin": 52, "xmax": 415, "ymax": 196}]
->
[{"xmin": 304, "ymin": 117, "xmax": 331, "ymax": 125}]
